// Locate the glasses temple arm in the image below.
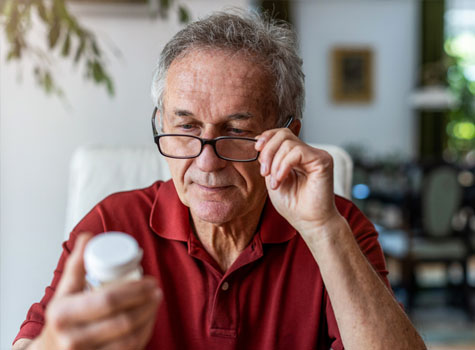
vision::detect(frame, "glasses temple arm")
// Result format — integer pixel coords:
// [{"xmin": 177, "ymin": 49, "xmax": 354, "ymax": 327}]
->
[{"xmin": 283, "ymin": 116, "xmax": 294, "ymax": 128}]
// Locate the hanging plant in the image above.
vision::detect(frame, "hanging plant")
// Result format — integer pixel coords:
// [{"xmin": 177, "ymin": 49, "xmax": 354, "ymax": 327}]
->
[
  {"xmin": 444, "ymin": 33, "xmax": 475, "ymax": 159},
  {"xmin": 0, "ymin": 0, "xmax": 190, "ymax": 97}
]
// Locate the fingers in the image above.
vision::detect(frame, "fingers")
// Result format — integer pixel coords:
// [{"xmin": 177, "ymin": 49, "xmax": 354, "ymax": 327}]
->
[
  {"xmin": 256, "ymin": 128, "xmax": 333, "ymax": 190},
  {"xmin": 55, "ymin": 232, "xmax": 92, "ymax": 297},
  {"xmin": 50, "ymin": 277, "xmax": 160, "ymax": 327},
  {"xmin": 268, "ymin": 146, "xmax": 304, "ymax": 189},
  {"xmin": 42, "ymin": 231, "xmax": 163, "ymax": 350},
  {"xmin": 66, "ymin": 287, "xmax": 162, "ymax": 349},
  {"xmin": 256, "ymin": 128, "xmax": 294, "ymax": 177},
  {"xmin": 96, "ymin": 312, "xmax": 158, "ymax": 350},
  {"xmin": 256, "ymin": 128, "xmax": 303, "ymax": 189},
  {"xmin": 43, "ymin": 277, "xmax": 161, "ymax": 350}
]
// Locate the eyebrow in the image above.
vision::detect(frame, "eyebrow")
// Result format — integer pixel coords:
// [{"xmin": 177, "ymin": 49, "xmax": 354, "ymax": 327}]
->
[
  {"xmin": 172, "ymin": 109, "xmax": 254, "ymax": 120},
  {"xmin": 173, "ymin": 109, "xmax": 193, "ymax": 117},
  {"xmin": 226, "ymin": 112, "xmax": 253, "ymax": 121}
]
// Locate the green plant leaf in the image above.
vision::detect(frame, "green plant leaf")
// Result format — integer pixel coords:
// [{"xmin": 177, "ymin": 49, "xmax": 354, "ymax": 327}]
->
[
  {"xmin": 48, "ymin": 19, "xmax": 60, "ymax": 48},
  {"xmin": 91, "ymin": 40, "xmax": 101, "ymax": 57},
  {"xmin": 160, "ymin": 0, "xmax": 170, "ymax": 10},
  {"xmin": 91, "ymin": 60, "xmax": 103, "ymax": 82},
  {"xmin": 105, "ymin": 75, "xmax": 114, "ymax": 95},
  {"xmin": 2, "ymin": 0, "xmax": 15, "ymax": 18},
  {"xmin": 44, "ymin": 71, "xmax": 53, "ymax": 93},
  {"xmin": 68, "ymin": 16, "xmax": 82, "ymax": 36},
  {"xmin": 5, "ymin": 4, "xmax": 20, "ymax": 43},
  {"xmin": 6, "ymin": 39, "xmax": 22, "ymax": 60},
  {"xmin": 35, "ymin": 0, "xmax": 48, "ymax": 22},
  {"xmin": 6, "ymin": 49, "xmax": 17, "ymax": 61},
  {"xmin": 2, "ymin": 0, "xmax": 188, "ymax": 98},
  {"xmin": 178, "ymin": 5, "xmax": 189, "ymax": 23},
  {"xmin": 53, "ymin": 0, "xmax": 68, "ymax": 19},
  {"xmin": 74, "ymin": 37, "xmax": 85, "ymax": 63},
  {"xmin": 62, "ymin": 30, "xmax": 71, "ymax": 56}
]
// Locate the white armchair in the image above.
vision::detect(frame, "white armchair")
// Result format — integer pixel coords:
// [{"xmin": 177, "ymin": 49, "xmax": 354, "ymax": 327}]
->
[{"xmin": 64, "ymin": 143, "xmax": 352, "ymax": 236}]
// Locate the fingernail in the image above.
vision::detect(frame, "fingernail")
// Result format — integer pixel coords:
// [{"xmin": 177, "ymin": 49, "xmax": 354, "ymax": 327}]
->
[
  {"xmin": 270, "ymin": 176, "xmax": 277, "ymax": 189},
  {"xmin": 153, "ymin": 288, "xmax": 162, "ymax": 300},
  {"xmin": 261, "ymin": 163, "xmax": 268, "ymax": 175},
  {"xmin": 256, "ymin": 138, "xmax": 264, "ymax": 148}
]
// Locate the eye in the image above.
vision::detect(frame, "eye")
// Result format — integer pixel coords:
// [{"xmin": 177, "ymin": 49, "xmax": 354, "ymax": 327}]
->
[
  {"xmin": 228, "ymin": 127, "xmax": 246, "ymax": 135},
  {"xmin": 175, "ymin": 124, "xmax": 196, "ymax": 132}
]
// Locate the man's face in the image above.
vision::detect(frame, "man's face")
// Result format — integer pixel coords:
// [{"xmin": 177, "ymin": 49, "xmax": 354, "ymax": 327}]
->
[{"xmin": 160, "ymin": 49, "xmax": 277, "ymax": 225}]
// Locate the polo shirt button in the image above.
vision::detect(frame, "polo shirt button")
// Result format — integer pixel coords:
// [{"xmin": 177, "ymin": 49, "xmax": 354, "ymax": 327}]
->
[{"xmin": 221, "ymin": 282, "xmax": 230, "ymax": 291}]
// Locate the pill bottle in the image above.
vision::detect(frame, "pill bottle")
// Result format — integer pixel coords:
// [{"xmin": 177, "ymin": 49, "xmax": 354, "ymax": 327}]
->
[{"xmin": 84, "ymin": 232, "xmax": 143, "ymax": 289}]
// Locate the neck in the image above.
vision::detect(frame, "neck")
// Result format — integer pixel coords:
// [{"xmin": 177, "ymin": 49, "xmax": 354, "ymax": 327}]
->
[{"xmin": 190, "ymin": 204, "xmax": 265, "ymax": 272}]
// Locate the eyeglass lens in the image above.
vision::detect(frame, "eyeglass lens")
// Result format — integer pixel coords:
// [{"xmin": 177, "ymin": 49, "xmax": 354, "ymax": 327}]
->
[{"xmin": 158, "ymin": 135, "xmax": 258, "ymax": 161}]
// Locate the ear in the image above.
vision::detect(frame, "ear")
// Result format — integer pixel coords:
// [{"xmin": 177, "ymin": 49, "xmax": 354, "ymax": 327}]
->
[{"xmin": 290, "ymin": 119, "xmax": 301, "ymax": 137}]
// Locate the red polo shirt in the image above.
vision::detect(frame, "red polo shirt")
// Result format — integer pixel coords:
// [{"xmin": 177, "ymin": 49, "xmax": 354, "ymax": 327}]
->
[{"xmin": 15, "ymin": 180, "xmax": 389, "ymax": 349}]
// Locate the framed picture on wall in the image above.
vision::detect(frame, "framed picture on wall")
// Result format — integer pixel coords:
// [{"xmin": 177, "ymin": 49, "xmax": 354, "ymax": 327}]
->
[{"xmin": 331, "ymin": 47, "xmax": 373, "ymax": 103}]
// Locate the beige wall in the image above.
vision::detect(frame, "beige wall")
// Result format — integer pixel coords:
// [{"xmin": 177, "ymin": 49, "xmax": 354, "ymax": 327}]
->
[{"xmin": 296, "ymin": 0, "xmax": 419, "ymax": 159}]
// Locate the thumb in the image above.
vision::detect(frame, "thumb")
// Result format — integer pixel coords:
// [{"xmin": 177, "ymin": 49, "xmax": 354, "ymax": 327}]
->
[{"xmin": 55, "ymin": 232, "xmax": 92, "ymax": 297}]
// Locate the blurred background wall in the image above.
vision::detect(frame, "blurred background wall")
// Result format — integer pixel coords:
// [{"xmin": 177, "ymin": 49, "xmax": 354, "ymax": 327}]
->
[{"xmin": 296, "ymin": 0, "xmax": 419, "ymax": 159}]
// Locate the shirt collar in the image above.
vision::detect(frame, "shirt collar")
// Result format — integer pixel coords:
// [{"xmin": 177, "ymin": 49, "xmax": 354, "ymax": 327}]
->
[
  {"xmin": 258, "ymin": 200, "xmax": 297, "ymax": 243},
  {"xmin": 150, "ymin": 179, "xmax": 297, "ymax": 244},
  {"xmin": 150, "ymin": 179, "xmax": 190, "ymax": 242}
]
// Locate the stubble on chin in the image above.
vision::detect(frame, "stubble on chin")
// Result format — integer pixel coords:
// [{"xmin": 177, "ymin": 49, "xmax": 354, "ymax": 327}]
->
[{"xmin": 189, "ymin": 195, "xmax": 241, "ymax": 225}]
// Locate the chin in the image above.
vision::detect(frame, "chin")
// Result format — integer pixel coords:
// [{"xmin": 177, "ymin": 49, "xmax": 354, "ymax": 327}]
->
[{"xmin": 190, "ymin": 199, "xmax": 240, "ymax": 224}]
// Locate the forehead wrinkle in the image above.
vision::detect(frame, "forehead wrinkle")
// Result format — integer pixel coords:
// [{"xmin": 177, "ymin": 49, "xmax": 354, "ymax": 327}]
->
[
  {"xmin": 164, "ymin": 49, "xmax": 277, "ymax": 127},
  {"xmin": 170, "ymin": 87, "xmax": 264, "ymax": 117},
  {"xmin": 168, "ymin": 52, "xmax": 271, "ymax": 99},
  {"xmin": 172, "ymin": 80, "xmax": 266, "ymax": 104}
]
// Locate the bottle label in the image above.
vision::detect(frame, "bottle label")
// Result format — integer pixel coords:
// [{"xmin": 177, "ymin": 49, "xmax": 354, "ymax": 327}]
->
[{"xmin": 85, "ymin": 267, "xmax": 143, "ymax": 290}]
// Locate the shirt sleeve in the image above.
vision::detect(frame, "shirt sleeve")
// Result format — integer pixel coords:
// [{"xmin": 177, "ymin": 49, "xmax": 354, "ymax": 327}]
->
[
  {"xmin": 13, "ymin": 206, "xmax": 107, "ymax": 345},
  {"xmin": 326, "ymin": 196, "xmax": 391, "ymax": 350}
]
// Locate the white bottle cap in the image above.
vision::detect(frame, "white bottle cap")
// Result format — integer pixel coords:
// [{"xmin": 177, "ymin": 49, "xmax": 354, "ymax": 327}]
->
[{"xmin": 84, "ymin": 232, "xmax": 143, "ymax": 283}]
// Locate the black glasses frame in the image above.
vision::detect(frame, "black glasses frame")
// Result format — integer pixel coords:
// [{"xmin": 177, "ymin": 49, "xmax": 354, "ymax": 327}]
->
[
  {"xmin": 155, "ymin": 134, "xmax": 259, "ymax": 162},
  {"xmin": 151, "ymin": 107, "xmax": 294, "ymax": 162}
]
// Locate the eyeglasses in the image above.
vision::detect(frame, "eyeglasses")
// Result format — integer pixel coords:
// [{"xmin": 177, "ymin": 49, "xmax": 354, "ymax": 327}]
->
[{"xmin": 151, "ymin": 107, "xmax": 293, "ymax": 162}]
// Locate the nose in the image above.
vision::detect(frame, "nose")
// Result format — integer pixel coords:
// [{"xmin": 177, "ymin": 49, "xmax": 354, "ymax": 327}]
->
[
  {"xmin": 194, "ymin": 126, "xmax": 228, "ymax": 171},
  {"xmin": 195, "ymin": 141, "xmax": 227, "ymax": 172}
]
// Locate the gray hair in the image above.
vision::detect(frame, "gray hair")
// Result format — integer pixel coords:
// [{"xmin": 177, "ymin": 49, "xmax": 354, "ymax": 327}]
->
[{"xmin": 150, "ymin": 9, "xmax": 305, "ymax": 126}]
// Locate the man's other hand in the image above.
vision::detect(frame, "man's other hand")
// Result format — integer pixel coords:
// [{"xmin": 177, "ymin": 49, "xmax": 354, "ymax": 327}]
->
[
  {"xmin": 256, "ymin": 128, "xmax": 341, "ymax": 238},
  {"xmin": 18, "ymin": 233, "xmax": 162, "ymax": 350}
]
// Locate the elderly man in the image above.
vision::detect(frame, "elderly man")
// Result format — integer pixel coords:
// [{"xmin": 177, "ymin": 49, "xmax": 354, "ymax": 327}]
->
[{"xmin": 13, "ymin": 10, "xmax": 426, "ymax": 350}]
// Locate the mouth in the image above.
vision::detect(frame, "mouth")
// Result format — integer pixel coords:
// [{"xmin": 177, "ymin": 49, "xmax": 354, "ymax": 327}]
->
[{"xmin": 195, "ymin": 184, "xmax": 233, "ymax": 192}]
